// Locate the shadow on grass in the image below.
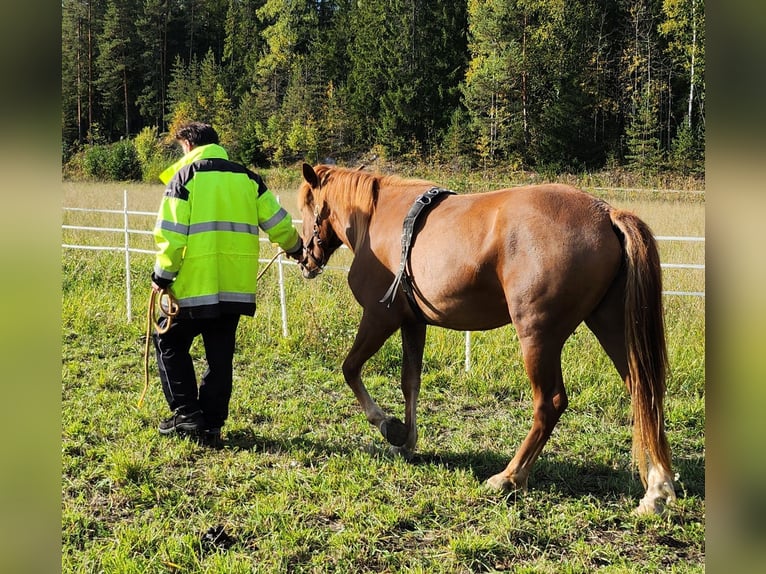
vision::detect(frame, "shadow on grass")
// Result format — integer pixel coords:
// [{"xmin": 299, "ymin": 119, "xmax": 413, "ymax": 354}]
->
[
  {"xmin": 222, "ymin": 427, "xmax": 354, "ymax": 456},
  {"xmin": 221, "ymin": 428, "xmax": 704, "ymax": 502},
  {"xmin": 412, "ymin": 449, "xmax": 704, "ymax": 500}
]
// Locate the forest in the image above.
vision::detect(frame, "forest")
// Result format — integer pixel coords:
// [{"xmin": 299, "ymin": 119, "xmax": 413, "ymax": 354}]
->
[{"xmin": 61, "ymin": 0, "xmax": 705, "ymax": 177}]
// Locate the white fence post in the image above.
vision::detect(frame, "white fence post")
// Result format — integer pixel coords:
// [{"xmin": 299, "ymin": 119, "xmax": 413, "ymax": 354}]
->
[
  {"xmin": 275, "ymin": 195, "xmax": 289, "ymax": 337},
  {"xmin": 278, "ymin": 253, "xmax": 288, "ymax": 337},
  {"xmin": 465, "ymin": 331, "xmax": 472, "ymax": 372},
  {"xmin": 123, "ymin": 189, "xmax": 132, "ymax": 323}
]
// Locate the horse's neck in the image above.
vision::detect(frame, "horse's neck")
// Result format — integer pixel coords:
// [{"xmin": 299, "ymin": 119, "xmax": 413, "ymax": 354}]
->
[
  {"xmin": 327, "ymin": 194, "xmax": 372, "ymax": 253},
  {"xmin": 327, "ymin": 179, "xmax": 423, "ymax": 250}
]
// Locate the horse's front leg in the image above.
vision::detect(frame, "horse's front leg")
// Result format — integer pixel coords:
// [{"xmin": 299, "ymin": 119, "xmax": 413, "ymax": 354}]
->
[
  {"xmin": 394, "ymin": 321, "xmax": 427, "ymax": 455},
  {"xmin": 342, "ymin": 310, "xmax": 405, "ymax": 445}
]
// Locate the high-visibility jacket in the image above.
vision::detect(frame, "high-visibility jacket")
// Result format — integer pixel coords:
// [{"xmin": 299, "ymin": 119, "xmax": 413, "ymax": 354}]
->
[{"xmin": 153, "ymin": 143, "xmax": 301, "ymax": 318}]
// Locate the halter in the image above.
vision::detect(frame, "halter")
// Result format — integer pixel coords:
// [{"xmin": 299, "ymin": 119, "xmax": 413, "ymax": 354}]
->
[{"xmin": 300, "ymin": 205, "xmax": 329, "ymax": 275}]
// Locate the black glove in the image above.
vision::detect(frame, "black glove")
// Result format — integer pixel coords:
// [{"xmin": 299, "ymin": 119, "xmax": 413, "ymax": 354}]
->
[
  {"xmin": 151, "ymin": 271, "xmax": 172, "ymax": 289},
  {"xmin": 285, "ymin": 237, "xmax": 304, "ymax": 261}
]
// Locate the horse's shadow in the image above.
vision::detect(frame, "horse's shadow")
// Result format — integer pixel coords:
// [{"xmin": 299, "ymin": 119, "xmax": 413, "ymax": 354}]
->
[
  {"xmin": 412, "ymin": 449, "xmax": 705, "ymax": 501},
  {"xmin": 221, "ymin": 428, "xmax": 705, "ymax": 502}
]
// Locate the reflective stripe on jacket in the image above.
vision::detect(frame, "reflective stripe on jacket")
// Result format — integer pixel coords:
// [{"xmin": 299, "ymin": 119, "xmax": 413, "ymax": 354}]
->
[{"xmin": 153, "ymin": 144, "xmax": 301, "ymax": 318}]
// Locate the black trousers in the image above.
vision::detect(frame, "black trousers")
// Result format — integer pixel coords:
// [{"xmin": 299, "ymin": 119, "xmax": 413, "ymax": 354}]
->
[{"xmin": 153, "ymin": 313, "xmax": 240, "ymax": 428}]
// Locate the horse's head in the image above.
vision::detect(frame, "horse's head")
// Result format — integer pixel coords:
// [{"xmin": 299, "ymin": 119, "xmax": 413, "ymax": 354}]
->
[{"xmin": 296, "ymin": 163, "xmax": 344, "ymax": 279}]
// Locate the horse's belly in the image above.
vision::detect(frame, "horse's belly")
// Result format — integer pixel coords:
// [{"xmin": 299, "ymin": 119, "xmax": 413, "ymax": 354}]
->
[
  {"xmin": 435, "ymin": 309, "xmax": 512, "ymax": 331},
  {"xmin": 417, "ymin": 283, "xmax": 512, "ymax": 330}
]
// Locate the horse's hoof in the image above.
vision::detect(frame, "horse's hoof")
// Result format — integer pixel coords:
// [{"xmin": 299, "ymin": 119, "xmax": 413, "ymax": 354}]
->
[
  {"xmin": 634, "ymin": 479, "xmax": 676, "ymax": 515},
  {"xmin": 379, "ymin": 417, "xmax": 408, "ymax": 447},
  {"xmin": 634, "ymin": 497, "xmax": 666, "ymax": 516},
  {"xmin": 633, "ymin": 493, "xmax": 674, "ymax": 516},
  {"xmin": 485, "ymin": 474, "xmax": 511, "ymax": 492},
  {"xmin": 485, "ymin": 472, "xmax": 526, "ymax": 493},
  {"xmin": 388, "ymin": 445, "xmax": 414, "ymax": 460}
]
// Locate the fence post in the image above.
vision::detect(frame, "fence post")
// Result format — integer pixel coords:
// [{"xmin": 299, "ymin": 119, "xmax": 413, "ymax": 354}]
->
[
  {"xmin": 278, "ymin": 253, "xmax": 288, "ymax": 337},
  {"xmin": 465, "ymin": 331, "xmax": 471, "ymax": 372},
  {"xmin": 275, "ymin": 195, "xmax": 289, "ymax": 337},
  {"xmin": 123, "ymin": 189, "xmax": 132, "ymax": 322}
]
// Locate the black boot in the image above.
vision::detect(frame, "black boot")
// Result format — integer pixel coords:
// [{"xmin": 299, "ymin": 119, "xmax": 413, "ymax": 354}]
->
[{"xmin": 158, "ymin": 409, "xmax": 204, "ymax": 435}]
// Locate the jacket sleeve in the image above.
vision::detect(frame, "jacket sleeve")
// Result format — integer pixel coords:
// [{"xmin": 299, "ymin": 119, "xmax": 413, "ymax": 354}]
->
[
  {"xmin": 256, "ymin": 189, "xmax": 301, "ymax": 255},
  {"xmin": 153, "ymin": 190, "xmax": 191, "ymax": 284}
]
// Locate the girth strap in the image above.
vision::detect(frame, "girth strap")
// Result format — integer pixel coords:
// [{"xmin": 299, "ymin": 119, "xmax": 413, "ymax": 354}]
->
[{"xmin": 379, "ymin": 187, "xmax": 455, "ymax": 316}]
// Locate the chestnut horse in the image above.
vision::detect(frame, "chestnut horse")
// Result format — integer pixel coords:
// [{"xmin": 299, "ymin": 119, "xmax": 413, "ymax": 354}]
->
[{"xmin": 296, "ymin": 163, "xmax": 676, "ymax": 514}]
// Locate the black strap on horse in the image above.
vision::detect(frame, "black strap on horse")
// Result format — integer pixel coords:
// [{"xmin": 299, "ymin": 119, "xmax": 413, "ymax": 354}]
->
[{"xmin": 379, "ymin": 186, "xmax": 455, "ymax": 320}]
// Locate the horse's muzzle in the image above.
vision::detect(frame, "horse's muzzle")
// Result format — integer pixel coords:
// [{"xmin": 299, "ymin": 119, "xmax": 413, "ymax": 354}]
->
[
  {"xmin": 300, "ymin": 264, "xmax": 321, "ymax": 280},
  {"xmin": 298, "ymin": 250, "xmax": 323, "ymax": 279}
]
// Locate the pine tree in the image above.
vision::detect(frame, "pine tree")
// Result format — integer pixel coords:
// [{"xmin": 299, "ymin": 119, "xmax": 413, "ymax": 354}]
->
[
  {"xmin": 222, "ymin": 0, "xmax": 267, "ymax": 97},
  {"xmin": 95, "ymin": 0, "xmax": 139, "ymax": 138},
  {"xmin": 60, "ymin": 0, "xmax": 705, "ymax": 175},
  {"xmin": 625, "ymin": 87, "xmax": 664, "ymax": 173},
  {"xmin": 462, "ymin": 0, "xmax": 523, "ymax": 165},
  {"xmin": 62, "ymin": 0, "xmax": 88, "ymax": 146},
  {"xmin": 345, "ymin": 0, "xmax": 389, "ymax": 148},
  {"xmin": 660, "ymin": 0, "xmax": 705, "ymax": 171},
  {"xmin": 62, "ymin": 0, "xmax": 108, "ymax": 145},
  {"xmin": 135, "ymin": 0, "xmax": 174, "ymax": 130},
  {"xmin": 619, "ymin": 0, "xmax": 668, "ymax": 172}
]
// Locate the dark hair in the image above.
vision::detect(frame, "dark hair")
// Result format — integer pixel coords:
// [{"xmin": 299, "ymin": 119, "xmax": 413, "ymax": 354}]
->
[{"xmin": 174, "ymin": 122, "xmax": 219, "ymax": 146}]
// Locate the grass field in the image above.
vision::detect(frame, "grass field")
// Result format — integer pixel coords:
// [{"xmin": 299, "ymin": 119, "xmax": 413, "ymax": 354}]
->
[{"xmin": 62, "ymin": 176, "xmax": 704, "ymax": 572}]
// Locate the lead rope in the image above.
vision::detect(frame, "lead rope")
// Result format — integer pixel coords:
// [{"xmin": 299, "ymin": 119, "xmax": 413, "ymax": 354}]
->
[
  {"xmin": 138, "ymin": 288, "xmax": 179, "ymax": 408},
  {"xmin": 138, "ymin": 249, "xmax": 287, "ymax": 409}
]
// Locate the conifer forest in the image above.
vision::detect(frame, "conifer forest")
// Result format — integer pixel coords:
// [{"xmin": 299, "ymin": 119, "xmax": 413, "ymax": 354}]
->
[{"xmin": 61, "ymin": 0, "xmax": 705, "ymax": 174}]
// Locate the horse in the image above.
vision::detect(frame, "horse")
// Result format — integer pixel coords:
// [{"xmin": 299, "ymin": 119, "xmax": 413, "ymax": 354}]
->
[{"xmin": 295, "ymin": 163, "xmax": 676, "ymax": 514}]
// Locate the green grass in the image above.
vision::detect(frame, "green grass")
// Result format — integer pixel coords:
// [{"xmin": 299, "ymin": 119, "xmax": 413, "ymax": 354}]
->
[
  {"xmin": 62, "ymin": 259, "xmax": 704, "ymax": 572},
  {"xmin": 62, "ymin": 179, "xmax": 704, "ymax": 572}
]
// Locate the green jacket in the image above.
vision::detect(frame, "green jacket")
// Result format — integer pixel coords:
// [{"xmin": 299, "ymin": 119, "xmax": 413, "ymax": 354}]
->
[{"xmin": 153, "ymin": 143, "xmax": 301, "ymax": 318}]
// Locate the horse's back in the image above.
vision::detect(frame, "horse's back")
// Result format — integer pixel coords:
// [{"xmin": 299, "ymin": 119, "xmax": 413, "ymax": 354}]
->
[{"xmin": 406, "ymin": 184, "xmax": 624, "ymax": 333}]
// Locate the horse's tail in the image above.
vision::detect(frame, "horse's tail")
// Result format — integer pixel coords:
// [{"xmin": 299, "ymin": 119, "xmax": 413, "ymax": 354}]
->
[{"xmin": 609, "ymin": 209, "xmax": 672, "ymax": 486}]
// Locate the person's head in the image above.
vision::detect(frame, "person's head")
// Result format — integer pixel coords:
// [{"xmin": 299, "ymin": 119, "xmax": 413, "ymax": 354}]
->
[{"xmin": 174, "ymin": 122, "xmax": 219, "ymax": 153}]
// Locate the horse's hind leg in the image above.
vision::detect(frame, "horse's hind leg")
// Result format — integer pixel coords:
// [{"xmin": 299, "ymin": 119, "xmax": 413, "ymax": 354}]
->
[
  {"xmin": 486, "ymin": 335, "xmax": 568, "ymax": 492},
  {"xmin": 585, "ymin": 286, "xmax": 676, "ymax": 514}
]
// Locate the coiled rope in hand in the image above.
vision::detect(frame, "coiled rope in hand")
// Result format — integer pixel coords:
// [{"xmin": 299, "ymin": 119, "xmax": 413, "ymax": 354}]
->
[
  {"xmin": 138, "ymin": 249, "xmax": 287, "ymax": 409},
  {"xmin": 138, "ymin": 288, "xmax": 179, "ymax": 408}
]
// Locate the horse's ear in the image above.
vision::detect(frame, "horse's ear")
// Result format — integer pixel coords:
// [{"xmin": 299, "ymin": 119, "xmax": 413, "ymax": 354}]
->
[{"xmin": 302, "ymin": 163, "xmax": 319, "ymax": 188}]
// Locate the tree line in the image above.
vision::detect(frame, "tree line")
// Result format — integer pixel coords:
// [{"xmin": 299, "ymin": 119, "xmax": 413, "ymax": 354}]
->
[{"xmin": 62, "ymin": 0, "xmax": 704, "ymax": 177}]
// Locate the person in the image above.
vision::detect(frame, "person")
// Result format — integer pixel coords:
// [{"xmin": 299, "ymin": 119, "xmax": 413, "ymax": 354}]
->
[{"xmin": 150, "ymin": 121, "xmax": 303, "ymax": 445}]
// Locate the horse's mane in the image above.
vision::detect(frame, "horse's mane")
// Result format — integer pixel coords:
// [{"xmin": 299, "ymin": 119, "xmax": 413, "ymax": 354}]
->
[{"xmin": 301, "ymin": 165, "xmax": 434, "ymax": 218}]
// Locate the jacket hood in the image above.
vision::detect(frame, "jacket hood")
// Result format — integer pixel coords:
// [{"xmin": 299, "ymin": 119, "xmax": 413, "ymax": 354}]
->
[{"xmin": 158, "ymin": 143, "xmax": 229, "ymax": 184}]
